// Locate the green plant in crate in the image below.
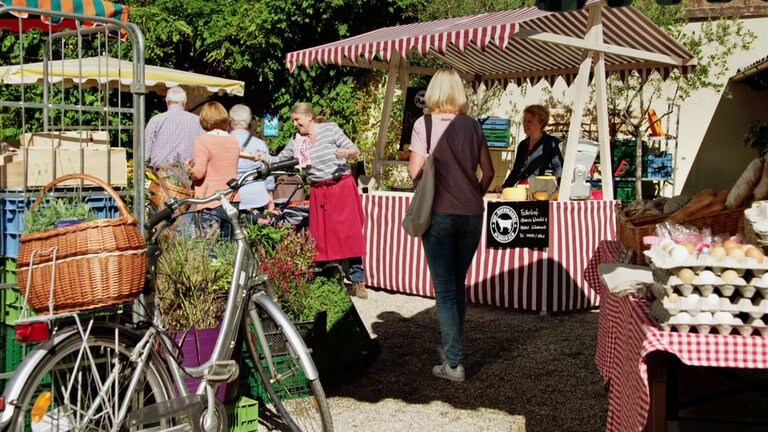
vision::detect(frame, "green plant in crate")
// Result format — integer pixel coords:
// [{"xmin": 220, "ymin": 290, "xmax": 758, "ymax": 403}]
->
[
  {"xmin": 22, "ymin": 198, "xmax": 98, "ymax": 234},
  {"xmin": 154, "ymin": 230, "xmax": 236, "ymax": 332},
  {"xmin": 244, "ymin": 221, "xmax": 350, "ymax": 326}
]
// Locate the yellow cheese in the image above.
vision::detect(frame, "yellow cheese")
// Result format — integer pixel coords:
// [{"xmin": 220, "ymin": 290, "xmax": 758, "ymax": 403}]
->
[{"xmin": 502, "ymin": 186, "xmax": 528, "ymax": 201}]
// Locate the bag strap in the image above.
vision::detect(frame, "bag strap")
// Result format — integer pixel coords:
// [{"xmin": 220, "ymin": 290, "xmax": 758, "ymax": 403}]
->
[
  {"xmin": 425, "ymin": 114, "xmax": 432, "ymax": 154},
  {"xmin": 241, "ymin": 134, "xmax": 254, "ymax": 150}
]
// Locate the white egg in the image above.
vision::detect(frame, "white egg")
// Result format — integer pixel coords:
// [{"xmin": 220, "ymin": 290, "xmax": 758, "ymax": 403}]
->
[
  {"xmin": 713, "ymin": 311, "xmax": 734, "ymax": 324},
  {"xmin": 694, "ymin": 312, "xmax": 713, "ymax": 325},
  {"xmin": 698, "ymin": 270, "xmax": 717, "ymax": 284},
  {"xmin": 670, "ymin": 245, "xmax": 689, "ymax": 262},
  {"xmin": 761, "ymin": 272, "xmax": 768, "ymax": 285},
  {"xmin": 703, "ymin": 293, "xmax": 720, "ymax": 309},
  {"xmin": 673, "ymin": 312, "xmax": 693, "ymax": 324},
  {"xmin": 683, "ymin": 294, "xmax": 701, "ymax": 310},
  {"xmin": 660, "ymin": 239, "xmax": 676, "ymax": 252}
]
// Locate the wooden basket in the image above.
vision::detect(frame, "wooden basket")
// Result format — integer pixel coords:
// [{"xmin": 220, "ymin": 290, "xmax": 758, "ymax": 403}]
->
[
  {"xmin": 17, "ymin": 174, "xmax": 147, "ymax": 314},
  {"xmin": 616, "ymin": 203, "xmax": 746, "ymax": 264}
]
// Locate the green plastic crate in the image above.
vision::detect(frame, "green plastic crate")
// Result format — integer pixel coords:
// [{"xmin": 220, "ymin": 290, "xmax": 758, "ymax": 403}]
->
[
  {"xmin": 1, "ymin": 283, "xmax": 27, "ymax": 326},
  {"xmin": 2, "ymin": 258, "xmax": 16, "ymax": 285},
  {"xmin": 226, "ymin": 396, "xmax": 259, "ymax": 432},
  {"xmin": 242, "ymin": 354, "xmax": 310, "ymax": 404}
]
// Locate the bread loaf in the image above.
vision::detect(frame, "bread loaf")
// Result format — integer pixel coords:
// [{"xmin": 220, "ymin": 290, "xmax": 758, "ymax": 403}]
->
[
  {"xmin": 669, "ymin": 194, "xmax": 716, "ymax": 222},
  {"xmin": 726, "ymin": 158, "xmax": 763, "ymax": 209},
  {"xmin": 753, "ymin": 159, "xmax": 768, "ymax": 200}
]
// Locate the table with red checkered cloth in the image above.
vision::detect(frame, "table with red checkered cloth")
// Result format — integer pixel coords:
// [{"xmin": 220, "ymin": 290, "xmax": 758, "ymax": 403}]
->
[
  {"xmin": 586, "ymin": 240, "xmax": 768, "ymax": 432},
  {"xmin": 362, "ymin": 193, "xmax": 618, "ymax": 313}
]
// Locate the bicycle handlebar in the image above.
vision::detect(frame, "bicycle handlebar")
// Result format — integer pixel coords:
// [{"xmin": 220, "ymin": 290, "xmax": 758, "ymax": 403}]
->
[{"xmin": 144, "ymin": 158, "xmax": 299, "ymax": 232}]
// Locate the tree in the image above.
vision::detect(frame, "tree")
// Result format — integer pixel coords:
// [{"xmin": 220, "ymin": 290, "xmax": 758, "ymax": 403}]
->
[{"xmin": 605, "ymin": 0, "xmax": 755, "ymax": 198}]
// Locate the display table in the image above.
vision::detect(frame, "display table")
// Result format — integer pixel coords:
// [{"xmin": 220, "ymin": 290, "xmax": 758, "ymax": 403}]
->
[
  {"xmin": 361, "ymin": 192, "xmax": 617, "ymax": 313},
  {"xmin": 585, "ymin": 240, "xmax": 768, "ymax": 432}
]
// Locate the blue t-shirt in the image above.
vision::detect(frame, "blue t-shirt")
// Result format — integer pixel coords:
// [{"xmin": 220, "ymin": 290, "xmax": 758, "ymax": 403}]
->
[{"xmin": 233, "ymin": 129, "xmax": 275, "ymax": 209}]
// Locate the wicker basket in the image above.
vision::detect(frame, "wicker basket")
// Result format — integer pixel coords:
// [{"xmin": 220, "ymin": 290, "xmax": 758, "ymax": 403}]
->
[
  {"xmin": 616, "ymin": 203, "xmax": 746, "ymax": 264},
  {"xmin": 148, "ymin": 179, "xmax": 193, "ymax": 211},
  {"xmin": 17, "ymin": 174, "xmax": 147, "ymax": 314}
]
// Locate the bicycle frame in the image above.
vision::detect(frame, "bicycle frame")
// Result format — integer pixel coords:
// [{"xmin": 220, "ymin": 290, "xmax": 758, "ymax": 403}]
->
[{"xmin": 0, "ymin": 160, "xmax": 319, "ymax": 431}]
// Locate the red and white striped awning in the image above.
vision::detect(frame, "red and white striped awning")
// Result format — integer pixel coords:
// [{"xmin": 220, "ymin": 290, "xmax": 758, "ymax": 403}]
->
[{"xmin": 285, "ymin": 4, "xmax": 695, "ymax": 87}]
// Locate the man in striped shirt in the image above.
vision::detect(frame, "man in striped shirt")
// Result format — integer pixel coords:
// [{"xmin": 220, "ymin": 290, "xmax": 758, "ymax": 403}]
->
[{"xmin": 145, "ymin": 86, "xmax": 205, "ymax": 169}]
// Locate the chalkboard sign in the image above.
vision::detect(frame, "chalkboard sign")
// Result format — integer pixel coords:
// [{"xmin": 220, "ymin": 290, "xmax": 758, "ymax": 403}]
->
[
  {"xmin": 398, "ymin": 87, "xmax": 427, "ymax": 150},
  {"xmin": 486, "ymin": 201, "xmax": 550, "ymax": 249}
]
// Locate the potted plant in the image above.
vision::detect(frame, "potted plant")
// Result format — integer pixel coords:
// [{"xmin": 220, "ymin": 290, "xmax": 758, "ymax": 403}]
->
[
  {"xmin": 23, "ymin": 198, "xmax": 98, "ymax": 234},
  {"xmin": 153, "ymin": 216, "xmax": 237, "ymax": 400}
]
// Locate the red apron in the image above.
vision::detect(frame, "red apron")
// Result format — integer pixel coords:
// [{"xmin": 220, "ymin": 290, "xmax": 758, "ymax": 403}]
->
[{"xmin": 309, "ymin": 175, "xmax": 366, "ymax": 262}]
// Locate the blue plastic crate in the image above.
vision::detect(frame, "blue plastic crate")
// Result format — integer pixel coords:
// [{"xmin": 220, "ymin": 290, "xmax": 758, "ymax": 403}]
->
[
  {"xmin": 480, "ymin": 117, "xmax": 511, "ymax": 130},
  {"xmin": 647, "ymin": 152, "xmax": 673, "ymax": 180},
  {"xmin": 2, "ymin": 232, "xmax": 20, "ymax": 259},
  {"xmin": 1, "ymin": 195, "xmax": 37, "ymax": 235},
  {"xmin": 83, "ymin": 195, "xmax": 120, "ymax": 219}
]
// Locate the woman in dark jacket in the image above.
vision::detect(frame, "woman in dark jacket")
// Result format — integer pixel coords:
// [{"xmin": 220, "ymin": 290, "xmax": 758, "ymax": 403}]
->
[{"xmin": 501, "ymin": 104, "xmax": 563, "ymax": 188}]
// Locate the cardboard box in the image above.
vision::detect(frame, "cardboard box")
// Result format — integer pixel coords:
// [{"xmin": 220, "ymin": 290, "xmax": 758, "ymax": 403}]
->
[
  {"xmin": 21, "ymin": 131, "xmax": 111, "ymax": 150},
  {"xmin": 84, "ymin": 148, "xmax": 128, "ymax": 186},
  {"xmin": 0, "ymin": 147, "xmax": 128, "ymax": 188}
]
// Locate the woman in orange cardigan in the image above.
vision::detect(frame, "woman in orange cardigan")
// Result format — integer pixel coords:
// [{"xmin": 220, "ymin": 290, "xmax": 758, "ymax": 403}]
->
[{"xmin": 189, "ymin": 101, "xmax": 241, "ymax": 237}]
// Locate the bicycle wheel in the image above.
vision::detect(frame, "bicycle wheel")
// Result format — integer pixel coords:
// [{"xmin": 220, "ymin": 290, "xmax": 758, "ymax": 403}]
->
[
  {"xmin": 9, "ymin": 324, "xmax": 174, "ymax": 431},
  {"xmin": 243, "ymin": 300, "xmax": 333, "ymax": 432}
]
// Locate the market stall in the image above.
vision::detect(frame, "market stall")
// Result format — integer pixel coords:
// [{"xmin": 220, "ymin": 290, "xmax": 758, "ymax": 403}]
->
[
  {"xmin": 285, "ymin": 1, "xmax": 697, "ymax": 201},
  {"xmin": 283, "ymin": 2, "xmax": 696, "ymax": 312}
]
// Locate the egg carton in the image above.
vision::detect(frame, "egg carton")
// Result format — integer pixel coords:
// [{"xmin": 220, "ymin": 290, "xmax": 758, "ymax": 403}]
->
[
  {"xmin": 651, "ymin": 301, "xmax": 768, "ymax": 336},
  {"xmin": 659, "ymin": 322, "xmax": 768, "ymax": 337},
  {"xmin": 660, "ymin": 281, "xmax": 768, "ymax": 299},
  {"xmin": 660, "ymin": 294, "xmax": 768, "ymax": 318},
  {"xmin": 644, "ymin": 246, "xmax": 768, "ymax": 275}
]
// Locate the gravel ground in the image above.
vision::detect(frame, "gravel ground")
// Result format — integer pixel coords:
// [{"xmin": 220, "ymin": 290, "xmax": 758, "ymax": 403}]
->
[{"xmin": 259, "ymin": 287, "xmax": 608, "ymax": 432}]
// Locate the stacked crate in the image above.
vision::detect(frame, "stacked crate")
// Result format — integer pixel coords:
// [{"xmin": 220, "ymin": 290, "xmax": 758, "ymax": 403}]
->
[{"xmin": 480, "ymin": 117, "xmax": 511, "ymax": 148}]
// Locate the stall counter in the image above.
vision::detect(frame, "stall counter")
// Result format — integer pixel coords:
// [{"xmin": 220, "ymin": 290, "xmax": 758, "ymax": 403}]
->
[{"xmin": 361, "ymin": 191, "xmax": 617, "ymax": 313}]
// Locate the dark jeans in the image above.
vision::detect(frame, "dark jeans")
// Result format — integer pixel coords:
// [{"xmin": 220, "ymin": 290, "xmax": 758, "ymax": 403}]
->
[
  {"xmin": 317, "ymin": 257, "xmax": 365, "ymax": 283},
  {"xmin": 422, "ymin": 213, "xmax": 483, "ymax": 368}
]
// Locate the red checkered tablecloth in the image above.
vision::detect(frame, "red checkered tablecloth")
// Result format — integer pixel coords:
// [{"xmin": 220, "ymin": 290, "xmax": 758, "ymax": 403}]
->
[{"xmin": 587, "ymin": 240, "xmax": 768, "ymax": 432}]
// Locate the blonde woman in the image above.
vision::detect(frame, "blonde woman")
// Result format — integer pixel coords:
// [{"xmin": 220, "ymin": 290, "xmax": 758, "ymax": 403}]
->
[
  {"xmin": 245, "ymin": 103, "xmax": 368, "ymax": 298},
  {"xmin": 408, "ymin": 69, "xmax": 494, "ymax": 382}
]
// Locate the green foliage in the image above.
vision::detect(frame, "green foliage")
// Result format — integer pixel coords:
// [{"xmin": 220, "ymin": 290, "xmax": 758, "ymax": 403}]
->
[
  {"xmin": 744, "ymin": 120, "xmax": 768, "ymax": 158},
  {"xmin": 295, "ymin": 277, "xmax": 352, "ymax": 329},
  {"xmin": 410, "ymin": 0, "xmax": 533, "ymax": 20},
  {"xmin": 606, "ymin": 1, "xmax": 756, "ymax": 138},
  {"xmin": 245, "ymin": 221, "xmax": 318, "ymax": 321},
  {"xmin": 244, "ymin": 221, "xmax": 292, "ymax": 259},
  {"xmin": 155, "ymin": 235, "xmax": 236, "ymax": 331},
  {"xmin": 22, "ymin": 199, "xmax": 98, "ymax": 234}
]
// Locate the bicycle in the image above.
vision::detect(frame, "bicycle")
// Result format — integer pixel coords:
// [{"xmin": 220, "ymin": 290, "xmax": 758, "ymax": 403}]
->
[{"xmin": 0, "ymin": 158, "xmax": 333, "ymax": 432}]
